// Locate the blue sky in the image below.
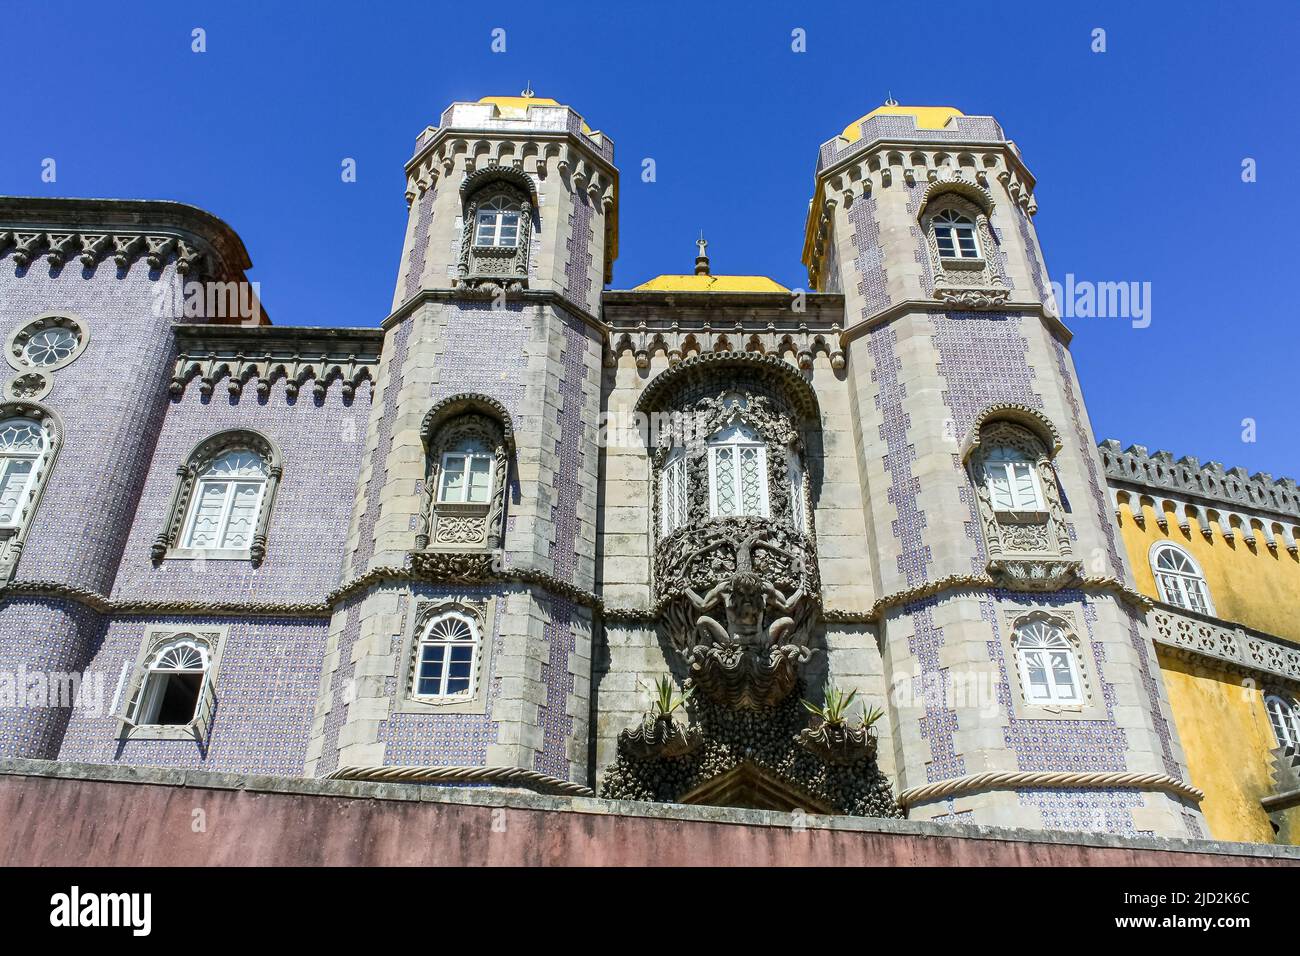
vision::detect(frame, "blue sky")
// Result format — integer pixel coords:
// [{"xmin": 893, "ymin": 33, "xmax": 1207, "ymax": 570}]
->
[{"xmin": 4, "ymin": 1, "xmax": 1297, "ymax": 477}]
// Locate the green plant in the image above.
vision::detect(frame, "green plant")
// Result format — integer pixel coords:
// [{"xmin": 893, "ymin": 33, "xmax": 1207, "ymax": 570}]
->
[
  {"xmin": 802, "ymin": 685, "xmax": 857, "ymax": 726},
  {"xmin": 643, "ymin": 674, "xmax": 693, "ymax": 719},
  {"xmin": 859, "ymin": 704, "xmax": 885, "ymax": 731}
]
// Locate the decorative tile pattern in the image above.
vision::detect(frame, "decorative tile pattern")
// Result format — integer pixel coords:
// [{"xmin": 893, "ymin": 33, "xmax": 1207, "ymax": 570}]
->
[
  {"xmin": 563, "ymin": 191, "xmax": 594, "ymax": 314},
  {"xmin": 377, "ymin": 586, "xmax": 504, "ymax": 766},
  {"xmin": 549, "ymin": 315, "xmax": 587, "ymax": 583},
  {"xmin": 534, "ymin": 597, "xmax": 575, "ymax": 781},
  {"xmin": 847, "ymin": 193, "xmax": 888, "ymax": 315},
  {"xmin": 314, "ymin": 600, "xmax": 360, "ymax": 777},
  {"xmin": 58, "ymin": 614, "xmax": 328, "ymax": 775},
  {"xmin": 402, "ymin": 184, "xmax": 437, "ymax": 303},
  {"xmin": 1017, "ymin": 787, "xmax": 1143, "ymax": 836},
  {"xmin": 904, "ymin": 600, "xmax": 966, "ymax": 783}
]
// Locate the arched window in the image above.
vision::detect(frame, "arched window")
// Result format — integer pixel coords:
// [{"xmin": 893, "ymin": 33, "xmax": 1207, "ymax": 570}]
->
[
  {"xmin": 474, "ymin": 195, "xmax": 522, "ymax": 248},
  {"xmin": 1151, "ymin": 543, "xmax": 1214, "ymax": 615},
  {"xmin": 1265, "ymin": 693, "xmax": 1300, "ymax": 748},
  {"xmin": 0, "ymin": 418, "xmax": 46, "ymax": 528},
  {"xmin": 438, "ymin": 438, "xmax": 494, "ymax": 504},
  {"xmin": 413, "ymin": 611, "xmax": 481, "ymax": 699},
  {"xmin": 932, "ymin": 209, "xmax": 979, "ymax": 260},
  {"xmin": 182, "ymin": 449, "xmax": 269, "ymax": 550},
  {"xmin": 153, "ymin": 430, "xmax": 282, "ymax": 565},
  {"xmin": 983, "ymin": 444, "xmax": 1043, "ymax": 511},
  {"xmin": 708, "ymin": 422, "xmax": 768, "ymax": 518},
  {"xmin": 131, "ymin": 635, "xmax": 210, "ymax": 727},
  {"xmin": 1015, "ymin": 619, "xmax": 1083, "ymax": 705},
  {"xmin": 660, "ymin": 447, "xmax": 688, "ymax": 536}
]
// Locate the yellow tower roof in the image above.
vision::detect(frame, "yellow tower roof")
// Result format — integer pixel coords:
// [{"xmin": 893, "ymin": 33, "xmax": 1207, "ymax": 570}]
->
[
  {"xmin": 840, "ymin": 104, "xmax": 964, "ymax": 141},
  {"xmin": 631, "ymin": 274, "xmax": 789, "ymax": 293},
  {"xmin": 476, "ymin": 95, "xmax": 593, "ymax": 135}
]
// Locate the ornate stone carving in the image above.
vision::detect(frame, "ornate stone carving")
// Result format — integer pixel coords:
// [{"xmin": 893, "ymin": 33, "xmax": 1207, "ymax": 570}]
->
[
  {"xmin": 1, "ymin": 228, "xmax": 216, "ymax": 276},
  {"xmin": 455, "ymin": 165, "xmax": 534, "ymax": 294},
  {"xmin": 416, "ymin": 394, "xmax": 514, "ymax": 554},
  {"xmin": 600, "ymin": 683, "xmax": 902, "ymax": 818},
  {"xmin": 618, "ymin": 716, "xmax": 703, "ymax": 760},
  {"xmin": 151, "ymin": 429, "xmax": 282, "ymax": 566},
  {"xmin": 658, "ymin": 518, "xmax": 819, "ymax": 709},
  {"xmin": 919, "ymin": 189, "xmax": 1009, "ymax": 309},
  {"xmin": 797, "ymin": 721, "xmax": 879, "ymax": 765},
  {"xmin": 987, "ymin": 558, "xmax": 1083, "ymax": 592}
]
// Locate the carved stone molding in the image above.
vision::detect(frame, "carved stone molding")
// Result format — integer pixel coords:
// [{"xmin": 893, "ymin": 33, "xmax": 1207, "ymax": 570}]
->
[
  {"xmin": 0, "ymin": 228, "xmax": 212, "ymax": 275},
  {"xmin": 986, "ymin": 558, "xmax": 1084, "ymax": 592},
  {"xmin": 1101, "ymin": 439, "xmax": 1300, "ymax": 543},
  {"xmin": 169, "ymin": 327, "xmax": 381, "ymax": 401},
  {"xmin": 635, "ymin": 351, "xmax": 820, "ymax": 422},
  {"xmin": 606, "ymin": 313, "xmax": 845, "ymax": 371}
]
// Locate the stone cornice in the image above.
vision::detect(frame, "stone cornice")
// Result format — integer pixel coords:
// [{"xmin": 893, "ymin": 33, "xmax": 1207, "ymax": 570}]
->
[
  {"xmin": 839, "ymin": 298, "xmax": 1073, "ymax": 347},
  {"xmin": 169, "ymin": 324, "xmax": 383, "ymax": 400},
  {"xmin": 380, "ymin": 287, "xmax": 606, "ymax": 341},
  {"xmin": 1100, "ymin": 439, "xmax": 1300, "ymax": 527},
  {"xmin": 0, "ymin": 580, "xmax": 330, "ymax": 618},
  {"xmin": 0, "ymin": 195, "xmax": 253, "ymax": 281}
]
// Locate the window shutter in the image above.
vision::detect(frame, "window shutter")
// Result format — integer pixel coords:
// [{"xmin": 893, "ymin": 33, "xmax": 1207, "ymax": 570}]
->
[
  {"xmin": 116, "ymin": 664, "xmax": 150, "ymax": 732},
  {"xmin": 191, "ymin": 672, "xmax": 218, "ymax": 742}
]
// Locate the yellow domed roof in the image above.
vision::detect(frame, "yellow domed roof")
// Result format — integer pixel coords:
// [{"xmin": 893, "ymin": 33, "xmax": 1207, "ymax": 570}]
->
[
  {"xmin": 477, "ymin": 95, "xmax": 592, "ymax": 135},
  {"xmin": 632, "ymin": 274, "xmax": 789, "ymax": 293},
  {"xmin": 840, "ymin": 104, "xmax": 964, "ymax": 142}
]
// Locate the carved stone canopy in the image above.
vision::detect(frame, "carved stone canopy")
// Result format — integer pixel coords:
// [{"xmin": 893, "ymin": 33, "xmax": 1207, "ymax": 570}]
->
[
  {"xmin": 962, "ymin": 403, "xmax": 1063, "ymax": 463},
  {"xmin": 635, "ymin": 352, "xmax": 820, "ymax": 423},
  {"xmin": 421, "ymin": 393, "xmax": 516, "ymax": 453}
]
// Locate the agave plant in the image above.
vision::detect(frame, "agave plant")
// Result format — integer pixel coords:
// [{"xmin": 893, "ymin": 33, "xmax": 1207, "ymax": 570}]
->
[
  {"xmin": 860, "ymin": 704, "xmax": 885, "ymax": 731},
  {"xmin": 802, "ymin": 685, "xmax": 858, "ymax": 726},
  {"xmin": 643, "ymin": 674, "xmax": 693, "ymax": 719}
]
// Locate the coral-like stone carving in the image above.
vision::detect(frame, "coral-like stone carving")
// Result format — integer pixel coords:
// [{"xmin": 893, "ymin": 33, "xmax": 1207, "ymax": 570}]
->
[
  {"xmin": 618, "ymin": 716, "xmax": 703, "ymax": 760},
  {"xmin": 796, "ymin": 721, "xmax": 879, "ymax": 765}
]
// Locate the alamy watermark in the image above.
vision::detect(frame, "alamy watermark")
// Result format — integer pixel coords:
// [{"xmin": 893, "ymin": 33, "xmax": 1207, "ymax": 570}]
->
[
  {"xmin": 1046, "ymin": 273, "xmax": 1151, "ymax": 328},
  {"xmin": 152, "ymin": 275, "xmax": 262, "ymax": 322}
]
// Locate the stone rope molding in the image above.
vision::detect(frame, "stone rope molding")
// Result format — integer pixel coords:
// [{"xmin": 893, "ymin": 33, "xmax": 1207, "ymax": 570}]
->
[
  {"xmin": 326, "ymin": 763, "xmax": 593, "ymax": 797},
  {"xmin": 896, "ymin": 770, "xmax": 1204, "ymax": 808}
]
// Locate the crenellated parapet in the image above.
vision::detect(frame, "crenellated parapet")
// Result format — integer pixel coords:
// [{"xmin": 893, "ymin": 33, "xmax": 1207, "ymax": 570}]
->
[
  {"xmin": 1101, "ymin": 439, "xmax": 1300, "ymax": 552},
  {"xmin": 169, "ymin": 325, "xmax": 383, "ymax": 401}
]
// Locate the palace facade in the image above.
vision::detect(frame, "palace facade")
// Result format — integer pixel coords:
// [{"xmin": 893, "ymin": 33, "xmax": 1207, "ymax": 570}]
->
[{"xmin": 0, "ymin": 94, "xmax": 1295, "ymax": 847}]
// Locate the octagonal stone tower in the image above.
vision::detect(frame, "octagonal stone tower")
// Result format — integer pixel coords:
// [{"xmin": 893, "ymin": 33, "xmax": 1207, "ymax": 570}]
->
[
  {"xmin": 803, "ymin": 102, "xmax": 1203, "ymax": 835},
  {"xmin": 306, "ymin": 94, "xmax": 616, "ymax": 787}
]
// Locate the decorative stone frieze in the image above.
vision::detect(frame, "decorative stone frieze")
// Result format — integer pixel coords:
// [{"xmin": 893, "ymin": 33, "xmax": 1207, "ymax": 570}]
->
[
  {"xmin": 1101, "ymin": 440, "xmax": 1300, "ymax": 552},
  {"xmin": 169, "ymin": 326, "xmax": 382, "ymax": 400}
]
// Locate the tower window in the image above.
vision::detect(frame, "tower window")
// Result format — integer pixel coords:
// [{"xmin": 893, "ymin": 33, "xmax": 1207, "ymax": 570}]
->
[
  {"xmin": 1151, "ymin": 543, "xmax": 1214, "ymax": 615},
  {"xmin": 1265, "ymin": 692, "xmax": 1300, "ymax": 748},
  {"xmin": 708, "ymin": 422, "xmax": 768, "ymax": 518},
  {"xmin": 0, "ymin": 418, "xmax": 45, "ymax": 528},
  {"xmin": 787, "ymin": 447, "xmax": 806, "ymax": 534},
  {"xmin": 984, "ymin": 444, "xmax": 1043, "ymax": 511},
  {"xmin": 413, "ymin": 611, "xmax": 481, "ymax": 699},
  {"xmin": 182, "ymin": 449, "xmax": 270, "ymax": 551},
  {"xmin": 132, "ymin": 637, "xmax": 209, "ymax": 727},
  {"xmin": 474, "ymin": 196, "xmax": 522, "ymax": 248},
  {"xmin": 438, "ymin": 440, "xmax": 494, "ymax": 504},
  {"xmin": 933, "ymin": 209, "xmax": 980, "ymax": 259},
  {"xmin": 1015, "ymin": 619, "xmax": 1083, "ymax": 705}
]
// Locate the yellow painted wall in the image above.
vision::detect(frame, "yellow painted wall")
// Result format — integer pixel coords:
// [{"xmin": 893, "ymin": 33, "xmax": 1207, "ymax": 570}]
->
[
  {"xmin": 1118, "ymin": 502, "xmax": 1300, "ymax": 645},
  {"xmin": 1156, "ymin": 650, "xmax": 1294, "ymax": 843}
]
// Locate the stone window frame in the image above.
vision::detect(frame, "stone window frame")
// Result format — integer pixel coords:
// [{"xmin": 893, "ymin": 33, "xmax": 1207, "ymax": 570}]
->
[
  {"xmin": 917, "ymin": 177, "xmax": 1009, "ymax": 307},
  {"xmin": 659, "ymin": 445, "xmax": 688, "ymax": 537},
  {"xmin": 0, "ymin": 401, "xmax": 62, "ymax": 584},
  {"xmin": 416, "ymin": 394, "xmax": 514, "ymax": 554},
  {"xmin": 1000, "ymin": 608, "xmax": 1105, "ymax": 720},
  {"xmin": 5, "ymin": 312, "xmax": 91, "ymax": 374},
  {"xmin": 963, "ymin": 407, "xmax": 1071, "ymax": 563},
  {"xmin": 648, "ymin": 385, "xmax": 810, "ymax": 548},
  {"xmin": 1149, "ymin": 541, "xmax": 1216, "ymax": 617},
  {"xmin": 117, "ymin": 625, "xmax": 228, "ymax": 742},
  {"xmin": 152, "ymin": 428, "xmax": 283, "ymax": 566},
  {"xmin": 394, "ymin": 596, "xmax": 496, "ymax": 716},
  {"xmin": 455, "ymin": 165, "xmax": 536, "ymax": 294},
  {"xmin": 705, "ymin": 418, "xmax": 770, "ymax": 519}
]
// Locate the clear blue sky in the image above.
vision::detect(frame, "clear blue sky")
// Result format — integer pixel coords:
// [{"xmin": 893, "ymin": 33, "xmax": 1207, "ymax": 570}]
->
[{"xmin": 5, "ymin": 2, "xmax": 1297, "ymax": 478}]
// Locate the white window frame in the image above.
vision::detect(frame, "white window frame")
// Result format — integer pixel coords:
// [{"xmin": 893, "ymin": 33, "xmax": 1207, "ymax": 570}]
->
[
  {"xmin": 0, "ymin": 417, "xmax": 46, "ymax": 530},
  {"xmin": 1149, "ymin": 542, "xmax": 1215, "ymax": 616},
  {"xmin": 707, "ymin": 422, "xmax": 769, "ymax": 519},
  {"xmin": 437, "ymin": 443, "xmax": 495, "ymax": 504},
  {"xmin": 660, "ymin": 447, "xmax": 688, "ymax": 537},
  {"xmin": 411, "ymin": 611, "xmax": 481, "ymax": 700},
  {"xmin": 1015, "ymin": 620, "xmax": 1084, "ymax": 706},
  {"xmin": 131, "ymin": 637, "xmax": 210, "ymax": 727},
  {"xmin": 180, "ymin": 450, "xmax": 269, "ymax": 551},
  {"xmin": 1265, "ymin": 692, "xmax": 1300, "ymax": 748},
  {"xmin": 932, "ymin": 208, "xmax": 981, "ymax": 260},
  {"xmin": 983, "ymin": 444, "xmax": 1044, "ymax": 512},
  {"xmin": 474, "ymin": 196, "xmax": 522, "ymax": 249}
]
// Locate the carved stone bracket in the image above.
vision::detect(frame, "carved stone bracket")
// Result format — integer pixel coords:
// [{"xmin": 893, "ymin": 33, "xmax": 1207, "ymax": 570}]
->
[
  {"xmin": 618, "ymin": 716, "xmax": 703, "ymax": 760},
  {"xmin": 986, "ymin": 558, "xmax": 1084, "ymax": 592},
  {"xmin": 688, "ymin": 642, "xmax": 814, "ymax": 710},
  {"xmin": 796, "ymin": 721, "xmax": 879, "ymax": 765}
]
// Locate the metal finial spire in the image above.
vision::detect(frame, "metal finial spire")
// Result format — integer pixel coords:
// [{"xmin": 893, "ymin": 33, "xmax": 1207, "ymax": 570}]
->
[
  {"xmin": 884, "ymin": 91, "xmax": 899, "ymax": 107},
  {"xmin": 521, "ymin": 82, "xmax": 535, "ymax": 98},
  {"xmin": 694, "ymin": 231, "xmax": 710, "ymax": 276}
]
